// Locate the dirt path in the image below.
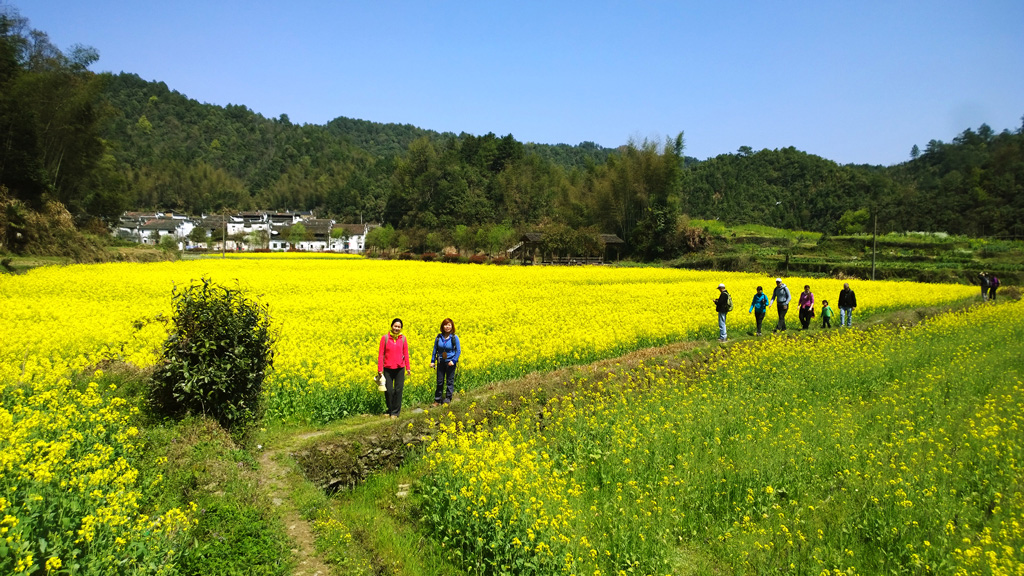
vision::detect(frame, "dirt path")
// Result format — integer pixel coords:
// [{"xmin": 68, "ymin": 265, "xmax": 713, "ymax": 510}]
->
[{"xmin": 258, "ymin": 431, "xmax": 331, "ymax": 576}]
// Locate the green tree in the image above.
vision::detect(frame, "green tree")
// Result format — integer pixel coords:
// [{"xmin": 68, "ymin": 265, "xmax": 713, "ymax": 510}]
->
[
  {"xmin": 425, "ymin": 231, "xmax": 444, "ymax": 253},
  {"xmin": 837, "ymin": 208, "xmax": 870, "ymax": 234},
  {"xmin": 287, "ymin": 222, "xmax": 308, "ymax": 246},
  {"xmin": 485, "ymin": 223, "xmax": 515, "ymax": 256},
  {"xmin": 453, "ymin": 224, "xmax": 475, "ymax": 254},
  {"xmin": 188, "ymin": 226, "xmax": 208, "ymax": 246},
  {"xmin": 365, "ymin": 224, "xmax": 396, "ymax": 254},
  {"xmin": 246, "ymin": 229, "xmax": 269, "ymax": 250},
  {"xmin": 158, "ymin": 233, "xmax": 178, "ymax": 251}
]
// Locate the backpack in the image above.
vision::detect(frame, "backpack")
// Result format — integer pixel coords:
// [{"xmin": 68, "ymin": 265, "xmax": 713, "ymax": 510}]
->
[
  {"xmin": 726, "ymin": 291, "xmax": 733, "ymax": 312},
  {"xmin": 436, "ymin": 334, "xmax": 459, "ymax": 362},
  {"xmin": 992, "ymin": 276, "xmax": 1000, "ymax": 288}
]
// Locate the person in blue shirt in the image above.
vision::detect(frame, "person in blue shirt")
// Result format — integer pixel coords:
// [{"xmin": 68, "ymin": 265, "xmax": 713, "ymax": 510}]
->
[
  {"xmin": 749, "ymin": 286, "xmax": 769, "ymax": 336},
  {"xmin": 430, "ymin": 318, "xmax": 461, "ymax": 406}
]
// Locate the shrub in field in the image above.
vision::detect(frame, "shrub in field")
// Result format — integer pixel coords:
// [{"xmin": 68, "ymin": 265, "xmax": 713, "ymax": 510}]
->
[
  {"xmin": 468, "ymin": 253, "xmax": 487, "ymax": 264},
  {"xmin": 149, "ymin": 278, "xmax": 274, "ymax": 433}
]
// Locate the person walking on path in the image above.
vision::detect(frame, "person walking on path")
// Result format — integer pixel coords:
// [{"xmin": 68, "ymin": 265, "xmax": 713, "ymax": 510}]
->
[
  {"xmin": 430, "ymin": 318, "xmax": 461, "ymax": 406},
  {"xmin": 798, "ymin": 285, "xmax": 815, "ymax": 330},
  {"xmin": 714, "ymin": 283, "xmax": 732, "ymax": 342},
  {"xmin": 838, "ymin": 283, "xmax": 857, "ymax": 327},
  {"xmin": 988, "ymin": 274, "xmax": 1000, "ymax": 302},
  {"xmin": 821, "ymin": 300, "xmax": 835, "ymax": 328},
  {"xmin": 979, "ymin": 272, "xmax": 990, "ymax": 302},
  {"xmin": 770, "ymin": 278, "xmax": 791, "ymax": 332},
  {"xmin": 749, "ymin": 286, "xmax": 769, "ymax": 336},
  {"xmin": 377, "ymin": 318, "xmax": 412, "ymax": 419}
]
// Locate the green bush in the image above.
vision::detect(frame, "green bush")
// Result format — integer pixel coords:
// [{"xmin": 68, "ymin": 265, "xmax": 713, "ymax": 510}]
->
[{"xmin": 149, "ymin": 278, "xmax": 274, "ymax": 433}]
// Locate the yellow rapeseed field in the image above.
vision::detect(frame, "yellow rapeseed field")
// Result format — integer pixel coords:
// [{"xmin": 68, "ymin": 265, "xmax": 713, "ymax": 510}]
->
[
  {"xmin": 0, "ymin": 255, "xmax": 981, "ymax": 572},
  {"xmin": 1, "ymin": 256, "xmax": 978, "ymax": 421}
]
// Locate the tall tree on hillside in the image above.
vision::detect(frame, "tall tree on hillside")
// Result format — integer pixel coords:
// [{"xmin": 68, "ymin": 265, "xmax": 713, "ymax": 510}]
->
[
  {"xmin": 0, "ymin": 9, "xmax": 46, "ymax": 206},
  {"xmin": 0, "ymin": 7, "xmax": 123, "ymax": 223},
  {"xmin": 585, "ymin": 133, "xmax": 685, "ymax": 257},
  {"xmin": 631, "ymin": 132, "xmax": 685, "ymax": 259}
]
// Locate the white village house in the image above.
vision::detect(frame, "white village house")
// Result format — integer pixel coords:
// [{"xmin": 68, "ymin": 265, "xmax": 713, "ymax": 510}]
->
[
  {"xmin": 116, "ymin": 212, "xmax": 193, "ymax": 248},
  {"xmin": 115, "ymin": 210, "xmax": 374, "ymax": 253}
]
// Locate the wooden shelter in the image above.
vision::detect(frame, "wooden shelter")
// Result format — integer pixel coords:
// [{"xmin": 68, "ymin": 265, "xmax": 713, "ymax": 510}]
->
[{"xmin": 507, "ymin": 232, "xmax": 625, "ymax": 265}]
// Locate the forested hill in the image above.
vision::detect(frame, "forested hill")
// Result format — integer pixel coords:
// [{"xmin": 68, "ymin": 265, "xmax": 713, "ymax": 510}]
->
[
  {"xmin": 2, "ymin": 6, "xmax": 1022, "ymax": 261},
  {"xmin": 684, "ymin": 125, "xmax": 1024, "ymax": 238},
  {"xmin": 324, "ymin": 116, "xmax": 440, "ymax": 158},
  {"xmin": 100, "ymin": 75, "xmax": 1024, "ymax": 240},
  {"xmin": 100, "ymin": 72, "xmax": 624, "ymax": 222}
]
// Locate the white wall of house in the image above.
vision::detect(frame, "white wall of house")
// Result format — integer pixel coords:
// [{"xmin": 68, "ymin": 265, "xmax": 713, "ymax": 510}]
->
[
  {"xmin": 338, "ymin": 233, "xmax": 366, "ymax": 251},
  {"xmin": 328, "ymin": 226, "xmax": 369, "ymax": 252},
  {"xmin": 296, "ymin": 240, "xmax": 328, "ymax": 251}
]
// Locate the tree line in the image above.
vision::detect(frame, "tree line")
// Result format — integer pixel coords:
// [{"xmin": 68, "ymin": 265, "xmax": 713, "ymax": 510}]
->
[{"xmin": 2, "ymin": 6, "xmax": 1022, "ymax": 261}]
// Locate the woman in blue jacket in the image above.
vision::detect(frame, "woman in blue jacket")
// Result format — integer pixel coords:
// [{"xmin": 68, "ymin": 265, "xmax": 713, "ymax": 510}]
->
[
  {"xmin": 749, "ymin": 286, "xmax": 769, "ymax": 336},
  {"xmin": 430, "ymin": 318, "xmax": 461, "ymax": 406}
]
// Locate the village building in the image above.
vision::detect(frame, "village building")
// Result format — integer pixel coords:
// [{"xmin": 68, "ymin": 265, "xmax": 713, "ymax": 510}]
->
[
  {"xmin": 114, "ymin": 210, "xmax": 373, "ymax": 254},
  {"xmin": 329, "ymin": 223, "xmax": 375, "ymax": 252}
]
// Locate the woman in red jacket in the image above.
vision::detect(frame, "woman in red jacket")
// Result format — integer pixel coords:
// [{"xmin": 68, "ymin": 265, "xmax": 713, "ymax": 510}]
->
[{"xmin": 377, "ymin": 318, "xmax": 412, "ymax": 418}]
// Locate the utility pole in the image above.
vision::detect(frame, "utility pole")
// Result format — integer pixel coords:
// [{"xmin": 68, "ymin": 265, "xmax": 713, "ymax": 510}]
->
[
  {"xmin": 871, "ymin": 213, "xmax": 877, "ymax": 281},
  {"xmin": 222, "ymin": 208, "xmax": 227, "ymax": 259}
]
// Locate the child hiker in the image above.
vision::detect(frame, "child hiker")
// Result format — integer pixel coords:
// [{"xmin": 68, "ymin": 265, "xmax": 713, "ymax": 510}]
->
[{"xmin": 821, "ymin": 299, "xmax": 835, "ymax": 329}]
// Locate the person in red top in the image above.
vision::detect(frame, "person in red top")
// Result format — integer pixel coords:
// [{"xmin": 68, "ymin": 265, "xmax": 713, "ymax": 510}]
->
[{"xmin": 377, "ymin": 318, "xmax": 412, "ymax": 418}]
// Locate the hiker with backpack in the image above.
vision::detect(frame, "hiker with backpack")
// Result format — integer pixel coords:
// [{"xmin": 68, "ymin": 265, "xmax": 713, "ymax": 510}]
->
[
  {"xmin": 714, "ymin": 283, "xmax": 732, "ymax": 342},
  {"xmin": 989, "ymin": 274, "xmax": 1000, "ymax": 301},
  {"xmin": 770, "ymin": 278, "xmax": 792, "ymax": 332},
  {"xmin": 980, "ymin": 272, "xmax": 990, "ymax": 301},
  {"xmin": 430, "ymin": 317, "xmax": 461, "ymax": 406}
]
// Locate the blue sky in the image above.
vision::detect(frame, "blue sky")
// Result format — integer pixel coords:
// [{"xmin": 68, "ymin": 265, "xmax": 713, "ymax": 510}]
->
[{"xmin": 10, "ymin": 0, "xmax": 1024, "ymax": 165}]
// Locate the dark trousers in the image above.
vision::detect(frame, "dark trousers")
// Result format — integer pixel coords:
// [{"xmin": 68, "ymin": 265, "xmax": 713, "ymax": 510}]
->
[
  {"xmin": 754, "ymin": 311, "xmax": 765, "ymax": 334},
  {"xmin": 989, "ymin": 286, "xmax": 997, "ymax": 301},
  {"xmin": 822, "ymin": 315, "xmax": 832, "ymax": 328},
  {"xmin": 775, "ymin": 304, "xmax": 789, "ymax": 331},
  {"xmin": 434, "ymin": 362, "xmax": 456, "ymax": 404},
  {"xmin": 383, "ymin": 367, "xmax": 405, "ymax": 416},
  {"xmin": 799, "ymin": 307, "xmax": 813, "ymax": 329}
]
